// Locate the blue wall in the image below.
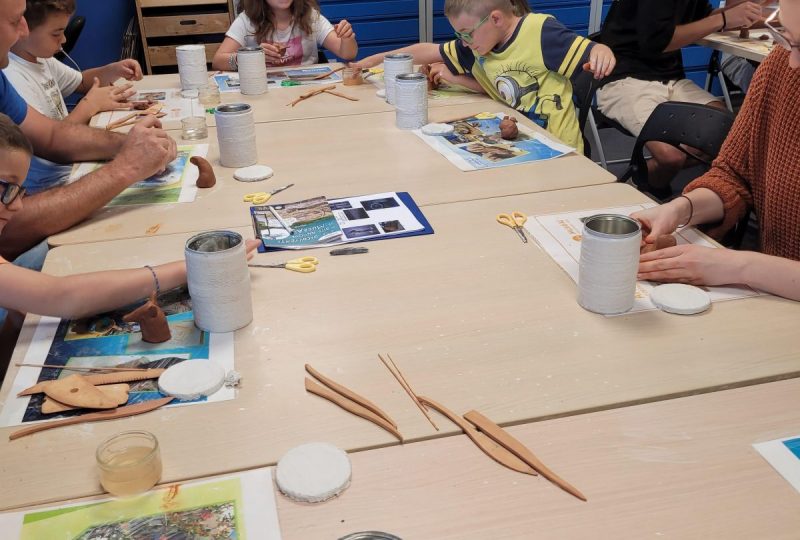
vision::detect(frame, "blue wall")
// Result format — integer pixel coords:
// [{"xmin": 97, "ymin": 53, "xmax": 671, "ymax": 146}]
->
[{"xmin": 69, "ymin": 0, "xmax": 135, "ymax": 69}]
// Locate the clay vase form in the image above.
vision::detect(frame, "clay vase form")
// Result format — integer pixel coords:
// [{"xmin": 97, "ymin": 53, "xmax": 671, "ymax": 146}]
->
[
  {"xmin": 123, "ymin": 292, "xmax": 171, "ymax": 343},
  {"xmin": 499, "ymin": 116, "xmax": 519, "ymax": 140},
  {"xmin": 191, "ymin": 156, "xmax": 216, "ymax": 188}
]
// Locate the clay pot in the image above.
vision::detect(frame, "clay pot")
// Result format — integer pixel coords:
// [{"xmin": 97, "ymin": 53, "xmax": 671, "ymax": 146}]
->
[{"xmin": 191, "ymin": 156, "xmax": 216, "ymax": 188}]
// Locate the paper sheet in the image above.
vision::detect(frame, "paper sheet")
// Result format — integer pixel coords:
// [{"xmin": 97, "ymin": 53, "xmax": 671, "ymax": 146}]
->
[
  {"xmin": 0, "ymin": 468, "xmax": 281, "ymax": 540},
  {"xmin": 69, "ymin": 144, "xmax": 207, "ymax": 206},
  {"xmin": 0, "ymin": 288, "xmax": 235, "ymax": 427},
  {"xmin": 413, "ymin": 112, "xmax": 574, "ymax": 171},
  {"xmin": 524, "ymin": 204, "xmax": 761, "ymax": 314},
  {"xmin": 754, "ymin": 435, "xmax": 800, "ymax": 494},
  {"xmin": 92, "ymin": 88, "xmax": 198, "ymax": 128},
  {"xmin": 215, "ymin": 66, "xmax": 343, "ymax": 92}
]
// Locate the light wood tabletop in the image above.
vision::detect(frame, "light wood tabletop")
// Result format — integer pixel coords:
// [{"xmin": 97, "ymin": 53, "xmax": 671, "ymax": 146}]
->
[
  {"xmin": 697, "ymin": 30, "xmax": 774, "ymax": 63},
  {"xmin": 52, "ymin": 101, "xmax": 614, "ymax": 246},
  {"xmin": 102, "ymin": 66, "xmax": 491, "ymax": 129},
  {"xmin": 4, "ymin": 183, "xmax": 800, "ymax": 509},
  {"xmin": 275, "ymin": 378, "xmax": 800, "ymax": 539}
]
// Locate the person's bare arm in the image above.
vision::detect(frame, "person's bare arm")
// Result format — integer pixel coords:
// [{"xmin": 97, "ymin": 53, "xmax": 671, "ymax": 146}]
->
[
  {"xmin": 665, "ymin": 2, "xmax": 764, "ymax": 51},
  {"xmin": 428, "ymin": 63, "xmax": 485, "ymax": 93},
  {"xmin": 322, "ymin": 20, "xmax": 358, "ymax": 60},
  {"xmin": 352, "ymin": 43, "xmax": 444, "ymax": 69},
  {"xmin": 0, "ymin": 117, "xmax": 177, "ymax": 259},
  {"xmin": 19, "ymin": 105, "xmax": 125, "ymax": 163},
  {"xmin": 212, "ymin": 36, "xmax": 242, "ymax": 71}
]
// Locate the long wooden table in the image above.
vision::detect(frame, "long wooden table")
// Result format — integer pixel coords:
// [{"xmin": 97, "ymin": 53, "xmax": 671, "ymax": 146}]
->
[
  {"xmin": 698, "ymin": 30, "xmax": 774, "ymax": 63},
  {"xmin": 104, "ymin": 67, "xmax": 491, "ymax": 129},
  {"xmin": 276, "ymin": 378, "xmax": 800, "ymax": 539},
  {"xmin": 4, "ymin": 183, "xmax": 799, "ymax": 510},
  {"xmin": 52, "ymin": 101, "xmax": 615, "ymax": 246}
]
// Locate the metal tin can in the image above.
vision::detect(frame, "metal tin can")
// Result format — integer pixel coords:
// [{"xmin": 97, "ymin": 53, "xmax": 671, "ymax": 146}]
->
[
  {"xmin": 383, "ymin": 53, "xmax": 413, "ymax": 105},
  {"xmin": 185, "ymin": 230, "xmax": 253, "ymax": 332},
  {"xmin": 215, "ymin": 103, "xmax": 257, "ymax": 168},
  {"xmin": 237, "ymin": 46, "xmax": 268, "ymax": 95},
  {"xmin": 577, "ymin": 214, "xmax": 641, "ymax": 314},
  {"xmin": 395, "ymin": 73, "xmax": 428, "ymax": 130}
]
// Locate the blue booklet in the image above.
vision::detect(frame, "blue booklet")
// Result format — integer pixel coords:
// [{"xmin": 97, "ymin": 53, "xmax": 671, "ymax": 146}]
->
[{"xmin": 251, "ymin": 192, "xmax": 433, "ymax": 252}]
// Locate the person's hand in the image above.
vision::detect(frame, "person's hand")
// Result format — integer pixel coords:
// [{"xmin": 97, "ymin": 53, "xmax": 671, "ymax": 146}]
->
[
  {"xmin": 427, "ymin": 63, "xmax": 455, "ymax": 86},
  {"xmin": 335, "ymin": 19, "xmax": 355, "ymax": 39},
  {"xmin": 105, "ymin": 59, "xmax": 143, "ymax": 82},
  {"xmin": 724, "ymin": 1, "xmax": 764, "ymax": 29},
  {"xmin": 112, "ymin": 116, "xmax": 177, "ymax": 184},
  {"xmin": 638, "ymin": 244, "xmax": 746, "ymax": 286},
  {"xmin": 83, "ymin": 78, "xmax": 136, "ymax": 114},
  {"xmin": 631, "ymin": 199, "xmax": 689, "ymax": 246},
  {"xmin": 583, "ymin": 44, "xmax": 616, "ymax": 80},
  {"xmin": 245, "ymin": 239, "xmax": 261, "ymax": 260},
  {"xmin": 260, "ymin": 42, "xmax": 286, "ymax": 65}
]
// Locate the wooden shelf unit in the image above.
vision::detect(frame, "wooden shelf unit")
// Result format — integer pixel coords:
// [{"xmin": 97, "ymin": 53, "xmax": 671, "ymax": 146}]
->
[{"xmin": 135, "ymin": 0, "xmax": 235, "ymax": 74}]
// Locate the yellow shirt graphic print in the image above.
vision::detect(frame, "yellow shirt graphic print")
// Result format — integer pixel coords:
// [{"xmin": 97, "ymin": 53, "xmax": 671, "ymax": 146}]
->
[{"xmin": 440, "ymin": 13, "xmax": 593, "ymax": 152}]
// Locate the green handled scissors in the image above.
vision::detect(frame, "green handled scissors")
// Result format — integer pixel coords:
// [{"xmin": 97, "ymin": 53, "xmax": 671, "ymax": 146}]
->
[
  {"xmin": 249, "ymin": 256, "xmax": 319, "ymax": 273},
  {"xmin": 496, "ymin": 211, "xmax": 528, "ymax": 243}
]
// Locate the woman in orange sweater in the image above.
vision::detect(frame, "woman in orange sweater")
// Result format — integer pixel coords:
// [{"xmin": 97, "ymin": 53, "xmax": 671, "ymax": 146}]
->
[{"xmin": 632, "ymin": 0, "xmax": 800, "ymax": 301}]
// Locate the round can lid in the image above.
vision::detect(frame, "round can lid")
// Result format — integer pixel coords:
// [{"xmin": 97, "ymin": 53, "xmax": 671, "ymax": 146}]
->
[{"xmin": 338, "ymin": 532, "xmax": 402, "ymax": 540}]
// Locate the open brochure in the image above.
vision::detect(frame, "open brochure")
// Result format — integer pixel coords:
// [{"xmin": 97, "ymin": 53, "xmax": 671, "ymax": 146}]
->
[{"xmin": 251, "ymin": 192, "xmax": 429, "ymax": 250}]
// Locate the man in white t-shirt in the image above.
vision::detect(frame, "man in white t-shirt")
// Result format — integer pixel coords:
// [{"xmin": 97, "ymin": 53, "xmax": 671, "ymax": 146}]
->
[
  {"xmin": 5, "ymin": 0, "xmax": 142, "ymax": 193},
  {"xmin": 212, "ymin": 6, "xmax": 357, "ymax": 71}
]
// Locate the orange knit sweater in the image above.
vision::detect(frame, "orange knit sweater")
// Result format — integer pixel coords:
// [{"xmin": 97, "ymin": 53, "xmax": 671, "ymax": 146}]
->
[{"xmin": 685, "ymin": 47, "xmax": 800, "ymax": 261}]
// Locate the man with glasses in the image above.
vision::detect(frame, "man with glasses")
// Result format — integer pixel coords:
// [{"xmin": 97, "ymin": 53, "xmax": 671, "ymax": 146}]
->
[
  {"xmin": 596, "ymin": 0, "xmax": 764, "ymax": 197},
  {"xmin": 630, "ymin": 1, "xmax": 800, "ymax": 301},
  {"xmin": 0, "ymin": 0, "xmax": 177, "ymax": 265}
]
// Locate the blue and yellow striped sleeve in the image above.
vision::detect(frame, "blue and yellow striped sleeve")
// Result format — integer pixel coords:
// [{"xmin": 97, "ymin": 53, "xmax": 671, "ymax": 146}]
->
[
  {"xmin": 439, "ymin": 40, "xmax": 476, "ymax": 77},
  {"xmin": 541, "ymin": 17, "xmax": 594, "ymax": 82}
]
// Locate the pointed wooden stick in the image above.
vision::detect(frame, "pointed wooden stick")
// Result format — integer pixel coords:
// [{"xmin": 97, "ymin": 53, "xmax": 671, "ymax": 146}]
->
[
  {"xmin": 464, "ymin": 410, "xmax": 587, "ymax": 502},
  {"xmin": 378, "ymin": 354, "xmax": 439, "ymax": 431},
  {"xmin": 305, "ymin": 364, "xmax": 397, "ymax": 428},
  {"xmin": 16, "ymin": 363, "xmax": 156, "ymax": 373},
  {"xmin": 305, "ymin": 378, "xmax": 402, "ymax": 441},
  {"xmin": 323, "ymin": 88, "xmax": 359, "ymax": 102},
  {"xmin": 418, "ymin": 396, "xmax": 536, "ymax": 475},
  {"xmin": 287, "ymin": 84, "xmax": 337, "ymax": 106},
  {"xmin": 310, "ymin": 65, "xmax": 346, "ymax": 80}
]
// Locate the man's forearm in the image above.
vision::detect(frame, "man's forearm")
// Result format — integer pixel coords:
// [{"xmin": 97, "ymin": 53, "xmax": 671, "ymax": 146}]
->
[
  {"xmin": 0, "ymin": 162, "xmax": 133, "ymax": 259},
  {"xmin": 44, "ymin": 122, "xmax": 125, "ymax": 162},
  {"xmin": 665, "ymin": 11, "xmax": 725, "ymax": 51}
]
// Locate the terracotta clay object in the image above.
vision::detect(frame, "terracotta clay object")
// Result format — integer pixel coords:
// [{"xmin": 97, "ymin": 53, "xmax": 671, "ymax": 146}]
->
[
  {"xmin": 306, "ymin": 364, "xmax": 397, "ymax": 429},
  {"xmin": 421, "ymin": 64, "xmax": 439, "ymax": 91},
  {"xmin": 641, "ymin": 234, "xmax": 678, "ymax": 254},
  {"xmin": 759, "ymin": 33, "xmax": 770, "ymax": 41},
  {"xmin": 305, "ymin": 378, "xmax": 403, "ymax": 441},
  {"xmin": 18, "ymin": 369, "xmax": 165, "ymax": 397},
  {"xmin": 43, "ymin": 374, "xmax": 118, "ymax": 409},
  {"xmin": 499, "ymin": 116, "xmax": 519, "ymax": 140},
  {"xmin": 191, "ymin": 156, "xmax": 216, "ymax": 188},
  {"xmin": 42, "ymin": 383, "xmax": 130, "ymax": 414},
  {"xmin": 740, "ymin": 28, "xmax": 750, "ymax": 39},
  {"xmin": 464, "ymin": 410, "xmax": 587, "ymax": 501},
  {"xmin": 122, "ymin": 293, "xmax": 171, "ymax": 343},
  {"xmin": 418, "ymin": 396, "xmax": 536, "ymax": 475},
  {"xmin": 131, "ymin": 99, "xmax": 155, "ymax": 110},
  {"xmin": 9, "ymin": 397, "xmax": 174, "ymax": 441}
]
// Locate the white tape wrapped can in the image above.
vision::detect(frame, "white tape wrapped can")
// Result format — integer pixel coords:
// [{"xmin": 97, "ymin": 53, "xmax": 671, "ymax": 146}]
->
[{"xmin": 215, "ymin": 103, "xmax": 257, "ymax": 168}]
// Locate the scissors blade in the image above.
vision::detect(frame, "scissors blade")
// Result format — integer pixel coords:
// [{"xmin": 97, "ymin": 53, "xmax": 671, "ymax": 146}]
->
[
  {"xmin": 268, "ymin": 183, "xmax": 295, "ymax": 197},
  {"xmin": 515, "ymin": 227, "xmax": 528, "ymax": 243}
]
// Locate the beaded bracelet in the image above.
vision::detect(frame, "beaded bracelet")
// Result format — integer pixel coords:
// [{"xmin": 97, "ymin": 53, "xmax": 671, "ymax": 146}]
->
[
  {"xmin": 144, "ymin": 265, "xmax": 161, "ymax": 297},
  {"xmin": 720, "ymin": 10, "xmax": 727, "ymax": 31},
  {"xmin": 228, "ymin": 52, "xmax": 238, "ymax": 71},
  {"xmin": 676, "ymin": 195, "xmax": 694, "ymax": 228}
]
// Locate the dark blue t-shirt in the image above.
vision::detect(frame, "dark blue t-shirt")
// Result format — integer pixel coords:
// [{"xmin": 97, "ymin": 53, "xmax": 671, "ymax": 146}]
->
[{"xmin": 0, "ymin": 71, "xmax": 28, "ymax": 124}]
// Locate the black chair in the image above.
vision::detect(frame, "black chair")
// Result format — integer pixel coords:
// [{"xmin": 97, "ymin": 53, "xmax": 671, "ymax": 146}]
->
[
  {"xmin": 571, "ymin": 68, "xmax": 598, "ymax": 159},
  {"xmin": 617, "ymin": 101, "xmax": 734, "ymax": 199},
  {"xmin": 55, "ymin": 15, "xmax": 85, "ymax": 58},
  {"xmin": 317, "ymin": 49, "xmax": 329, "ymax": 64}
]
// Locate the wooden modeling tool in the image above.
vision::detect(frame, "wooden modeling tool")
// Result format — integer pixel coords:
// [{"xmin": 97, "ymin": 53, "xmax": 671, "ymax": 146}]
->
[
  {"xmin": 43, "ymin": 374, "xmax": 118, "ymax": 409},
  {"xmin": 310, "ymin": 65, "xmax": 346, "ymax": 80},
  {"xmin": 105, "ymin": 104, "xmax": 164, "ymax": 130},
  {"xmin": 42, "ymin": 384, "xmax": 130, "ymax": 414},
  {"xmin": 287, "ymin": 84, "xmax": 337, "ymax": 107},
  {"xmin": 463, "ymin": 410, "xmax": 587, "ymax": 501},
  {"xmin": 378, "ymin": 353, "xmax": 439, "ymax": 431},
  {"xmin": 9, "ymin": 397, "xmax": 174, "ymax": 440},
  {"xmin": 305, "ymin": 378, "xmax": 403, "ymax": 441},
  {"xmin": 323, "ymin": 88, "xmax": 359, "ymax": 102},
  {"xmin": 18, "ymin": 368, "xmax": 165, "ymax": 397},
  {"xmin": 418, "ymin": 396, "xmax": 536, "ymax": 475},
  {"xmin": 305, "ymin": 364, "xmax": 397, "ymax": 428},
  {"xmin": 16, "ymin": 363, "xmax": 158, "ymax": 372}
]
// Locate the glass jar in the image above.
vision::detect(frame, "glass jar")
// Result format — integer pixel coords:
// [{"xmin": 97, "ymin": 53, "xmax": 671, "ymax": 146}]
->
[
  {"xmin": 96, "ymin": 430, "xmax": 162, "ymax": 497},
  {"xmin": 198, "ymin": 83, "xmax": 221, "ymax": 108},
  {"xmin": 181, "ymin": 115, "xmax": 208, "ymax": 140}
]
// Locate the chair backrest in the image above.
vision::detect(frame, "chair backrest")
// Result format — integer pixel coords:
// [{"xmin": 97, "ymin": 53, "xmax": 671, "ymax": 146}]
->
[
  {"xmin": 571, "ymin": 68, "xmax": 598, "ymax": 137},
  {"xmin": 628, "ymin": 101, "xmax": 734, "ymax": 190},
  {"xmin": 62, "ymin": 15, "xmax": 85, "ymax": 55}
]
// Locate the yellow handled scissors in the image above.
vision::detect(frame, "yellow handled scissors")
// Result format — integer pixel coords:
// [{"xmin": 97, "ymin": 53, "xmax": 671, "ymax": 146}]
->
[
  {"xmin": 243, "ymin": 184, "xmax": 294, "ymax": 205},
  {"xmin": 249, "ymin": 256, "xmax": 319, "ymax": 273},
  {"xmin": 496, "ymin": 211, "xmax": 528, "ymax": 243}
]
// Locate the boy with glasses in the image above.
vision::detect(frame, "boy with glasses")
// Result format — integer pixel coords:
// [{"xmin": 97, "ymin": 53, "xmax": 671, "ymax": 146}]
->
[{"xmin": 353, "ymin": 0, "xmax": 615, "ymax": 154}]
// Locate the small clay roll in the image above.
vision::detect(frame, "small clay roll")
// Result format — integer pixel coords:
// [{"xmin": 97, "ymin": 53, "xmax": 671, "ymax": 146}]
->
[
  {"xmin": 499, "ymin": 116, "xmax": 519, "ymax": 140},
  {"xmin": 641, "ymin": 234, "xmax": 678, "ymax": 254},
  {"xmin": 191, "ymin": 156, "xmax": 216, "ymax": 188}
]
